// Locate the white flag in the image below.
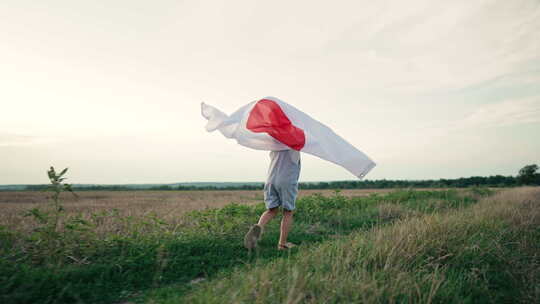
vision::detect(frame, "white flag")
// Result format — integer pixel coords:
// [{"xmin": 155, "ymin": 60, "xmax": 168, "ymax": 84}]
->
[{"xmin": 201, "ymin": 96, "xmax": 376, "ymax": 179}]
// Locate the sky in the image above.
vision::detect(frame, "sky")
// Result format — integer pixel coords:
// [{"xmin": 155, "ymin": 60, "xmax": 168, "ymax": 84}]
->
[{"xmin": 1, "ymin": 0, "xmax": 539, "ymax": 184}]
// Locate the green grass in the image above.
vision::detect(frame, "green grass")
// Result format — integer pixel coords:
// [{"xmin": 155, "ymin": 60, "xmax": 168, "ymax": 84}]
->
[
  {"xmin": 1, "ymin": 188, "xmax": 492, "ymax": 304},
  {"xmin": 181, "ymin": 187, "xmax": 540, "ymax": 304}
]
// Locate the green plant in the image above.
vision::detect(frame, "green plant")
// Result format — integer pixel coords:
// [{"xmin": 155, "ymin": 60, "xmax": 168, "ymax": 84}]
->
[
  {"xmin": 22, "ymin": 167, "xmax": 87, "ymax": 266},
  {"xmin": 46, "ymin": 167, "xmax": 77, "ymax": 230}
]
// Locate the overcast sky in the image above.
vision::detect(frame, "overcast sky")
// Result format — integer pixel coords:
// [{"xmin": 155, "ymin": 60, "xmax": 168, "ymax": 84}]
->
[{"xmin": 1, "ymin": 0, "xmax": 539, "ymax": 184}]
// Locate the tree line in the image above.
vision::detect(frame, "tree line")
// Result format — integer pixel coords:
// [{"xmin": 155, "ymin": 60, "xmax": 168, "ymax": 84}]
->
[{"xmin": 19, "ymin": 164, "xmax": 540, "ymax": 192}]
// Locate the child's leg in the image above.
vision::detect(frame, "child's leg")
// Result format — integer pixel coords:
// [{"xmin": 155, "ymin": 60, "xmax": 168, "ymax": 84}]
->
[
  {"xmin": 278, "ymin": 209, "xmax": 294, "ymax": 246},
  {"xmin": 258, "ymin": 207, "xmax": 279, "ymax": 227},
  {"xmin": 245, "ymin": 208, "xmax": 278, "ymax": 250}
]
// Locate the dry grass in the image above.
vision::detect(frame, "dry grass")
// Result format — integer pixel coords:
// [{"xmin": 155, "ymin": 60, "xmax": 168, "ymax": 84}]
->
[
  {"xmin": 0, "ymin": 189, "xmax": 401, "ymax": 234},
  {"xmin": 185, "ymin": 187, "xmax": 540, "ymax": 303},
  {"xmin": 376, "ymin": 203, "xmax": 418, "ymax": 221},
  {"xmin": 2, "ymin": 186, "xmax": 523, "ymax": 303}
]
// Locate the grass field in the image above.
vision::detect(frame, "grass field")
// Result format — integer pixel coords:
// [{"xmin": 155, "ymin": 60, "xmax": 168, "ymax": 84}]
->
[
  {"xmin": 1, "ymin": 187, "xmax": 538, "ymax": 303},
  {"xmin": 0, "ymin": 189, "xmax": 407, "ymax": 235}
]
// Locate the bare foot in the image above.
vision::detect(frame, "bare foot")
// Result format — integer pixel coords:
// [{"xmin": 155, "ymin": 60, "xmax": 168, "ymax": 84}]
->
[
  {"xmin": 277, "ymin": 242, "xmax": 296, "ymax": 250},
  {"xmin": 244, "ymin": 224, "xmax": 263, "ymax": 250}
]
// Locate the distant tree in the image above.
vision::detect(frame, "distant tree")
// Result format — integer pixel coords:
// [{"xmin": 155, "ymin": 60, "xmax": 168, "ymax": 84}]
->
[{"xmin": 517, "ymin": 164, "xmax": 539, "ymax": 185}]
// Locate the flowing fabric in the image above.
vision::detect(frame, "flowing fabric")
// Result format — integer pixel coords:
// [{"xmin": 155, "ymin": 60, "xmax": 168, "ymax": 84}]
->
[{"xmin": 201, "ymin": 96, "xmax": 376, "ymax": 179}]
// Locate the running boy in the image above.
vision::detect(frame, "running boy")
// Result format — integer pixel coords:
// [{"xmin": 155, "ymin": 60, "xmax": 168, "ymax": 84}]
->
[{"xmin": 244, "ymin": 149, "xmax": 301, "ymax": 250}]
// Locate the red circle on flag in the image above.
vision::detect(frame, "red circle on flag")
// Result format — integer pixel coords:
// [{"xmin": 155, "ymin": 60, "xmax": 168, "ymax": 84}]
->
[{"xmin": 246, "ymin": 99, "xmax": 306, "ymax": 151}]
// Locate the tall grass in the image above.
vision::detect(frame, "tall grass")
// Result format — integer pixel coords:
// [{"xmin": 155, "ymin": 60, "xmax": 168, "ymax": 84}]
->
[
  {"xmin": 0, "ymin": 189, "xmax": 403, "ymax": 236},
  {"xmin": 183, "ymin": 187, "xmax": 540, "ymax": 304},
  {"xmin": 0, "ymin": 186, "xmax": 484, "ymax": 304}
]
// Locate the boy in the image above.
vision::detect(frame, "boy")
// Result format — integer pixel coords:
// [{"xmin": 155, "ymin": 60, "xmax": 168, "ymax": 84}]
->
[{"xmin": 244, "ymin": 149, "xmax": 301, "ymax": 250}]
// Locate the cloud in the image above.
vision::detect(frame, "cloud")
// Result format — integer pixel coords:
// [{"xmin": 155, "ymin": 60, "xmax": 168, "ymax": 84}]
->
[
  {"xmin": 322, "ymin": 0, "xmax": 540, "ymax": 93},
  {"xmin": 459, "ymin": 97, "xmax": 540, "ymax": 129}
]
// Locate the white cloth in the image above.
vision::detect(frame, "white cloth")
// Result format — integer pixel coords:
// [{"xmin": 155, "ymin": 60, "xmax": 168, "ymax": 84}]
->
[{"xmin": 201, "ymin": 96, "xmax": 376, "ymax": 179}]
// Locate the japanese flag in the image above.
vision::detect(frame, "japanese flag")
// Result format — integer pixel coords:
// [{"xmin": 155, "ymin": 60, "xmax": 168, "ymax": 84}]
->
[{"xmin": 201, "ymin": 96, "xmax": 376, "ymax": 179}]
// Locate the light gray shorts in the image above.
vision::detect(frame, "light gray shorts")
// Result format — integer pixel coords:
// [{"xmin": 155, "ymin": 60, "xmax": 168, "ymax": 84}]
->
[{"xmin": 264, "ymin": 183, "xmax": 298, "ymax": 211}]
